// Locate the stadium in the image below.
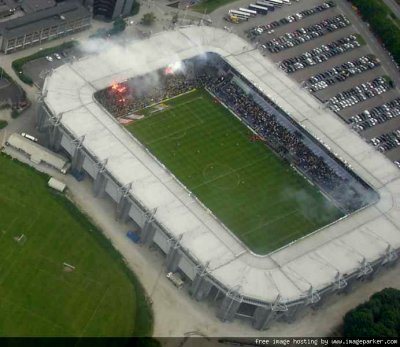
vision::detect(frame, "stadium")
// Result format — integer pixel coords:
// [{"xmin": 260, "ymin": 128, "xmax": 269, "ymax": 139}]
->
[{"xmin": 37, "ymin": 26, "xmax": 400, "ymax": 330}]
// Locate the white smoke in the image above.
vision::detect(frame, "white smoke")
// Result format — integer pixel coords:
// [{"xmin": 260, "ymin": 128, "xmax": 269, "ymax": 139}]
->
[
  {"xmin": 281, "ymin": 186, "xmax": 341, "ymax": 224},
  {"xmin": 76, "ymin": 29, "xmax": 208, "ymax": 96}
]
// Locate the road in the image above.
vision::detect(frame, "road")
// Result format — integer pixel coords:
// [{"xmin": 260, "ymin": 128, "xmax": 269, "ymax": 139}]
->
[{"xmin": 383, "ymin": 0, "xmax": 400, "ymax": 20}]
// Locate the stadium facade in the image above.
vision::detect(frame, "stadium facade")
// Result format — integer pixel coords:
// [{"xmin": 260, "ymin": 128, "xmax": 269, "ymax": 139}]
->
[{"xmin": 37, "ymin": 27, "xmax": 400, "ymax": 329}]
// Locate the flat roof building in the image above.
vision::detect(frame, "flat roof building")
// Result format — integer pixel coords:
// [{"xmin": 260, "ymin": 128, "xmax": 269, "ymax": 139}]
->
[
  {"xmin": 6, "ymin": 133, "xmax": 71, "ymax": 173},
  {"xmin": 20, "ymin": 0, "xmax": 56, "ymax": 14},
  {"xmin": 0, "ymin": 1, "xmax": 91, "ymax": 53}
]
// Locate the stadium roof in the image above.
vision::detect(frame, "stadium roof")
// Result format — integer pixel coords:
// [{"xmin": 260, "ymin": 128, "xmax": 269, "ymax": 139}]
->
[{"xmin": 43, "ymin": 27, "xmax": 400, "ymax": 303}]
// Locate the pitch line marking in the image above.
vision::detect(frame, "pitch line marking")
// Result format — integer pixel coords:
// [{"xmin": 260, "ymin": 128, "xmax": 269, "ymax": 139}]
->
[
  {"xmin": 240, "ymin": 209, "xmax": 299, "ymax": 238},
  {"xmin": 79, "ymin": 287, "xmax": 110, "ymax": 337}
]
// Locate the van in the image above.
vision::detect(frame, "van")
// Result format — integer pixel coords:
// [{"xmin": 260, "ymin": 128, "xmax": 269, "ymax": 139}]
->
[
  {"xmin": 166, "ymin": 272, "xmax": 184, "ymax": 289},
  {"xmin": 21, "ymin": 133, "xmax": 38, "ymax": 142}
]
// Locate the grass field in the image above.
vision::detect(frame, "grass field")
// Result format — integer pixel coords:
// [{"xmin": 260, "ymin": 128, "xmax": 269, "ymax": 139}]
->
[
  {"xmin": 127, "ymin": 89, "xmax": 344, "ymax": 254},
  {"xmin": 192, "ymin": 0, "xmax": 237, "ymax": 14},
  {"xmin": 0, "ymin": 155, "xmax": 152, "ymax": 336}
]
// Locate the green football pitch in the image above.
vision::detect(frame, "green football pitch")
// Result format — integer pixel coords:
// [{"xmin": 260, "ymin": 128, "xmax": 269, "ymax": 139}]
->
[
  {"xmin": 0, "ymin": 155, "xmax": 152, "ymax": 336},
  {"xmin": 127, "ymin": 89, "xmax": 344, "ymax": 254}
]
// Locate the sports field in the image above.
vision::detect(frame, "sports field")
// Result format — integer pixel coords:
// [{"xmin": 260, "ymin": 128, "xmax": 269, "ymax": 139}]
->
[
  {"xmin": 0, "ymin": 155, "xmax": 152, "ymax": 336},
  {"xmin": 127, "ymin": 89, "xmax": 344, "ymax": 254}
]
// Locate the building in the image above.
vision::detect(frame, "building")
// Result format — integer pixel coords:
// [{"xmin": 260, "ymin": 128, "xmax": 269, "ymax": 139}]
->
[
  {"xmin": 6, "ymin": 133, "xmax": 71, "ymax": 174},
  {"xmin": 37, "ymin": 27, "xmax": 400, "ymax": 329},
  {"xmin": 20, "ymin": 0, "xmax": 56, "ymax": 14},
  {"xmin": 92, "ymin": 0, "xmax": 135, "ymax": 20},
  {"xmin": 0, "ymin": 1, "xmax": 91, "ymax": 54}
]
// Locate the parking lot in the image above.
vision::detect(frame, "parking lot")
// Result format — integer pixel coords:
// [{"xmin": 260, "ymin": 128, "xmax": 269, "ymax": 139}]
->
[
  {"xmin": 229, "ymin": 0, "xmax": 400, "ymax": 166},
  {"xmin": 23, "ymin": 47, "xmax": 83, "ymax": 89}
]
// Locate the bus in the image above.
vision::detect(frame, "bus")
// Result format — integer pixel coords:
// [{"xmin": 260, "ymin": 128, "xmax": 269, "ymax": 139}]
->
[
  {"xmin": 229, "ymin": 10, "xmax": 251, "ymax": 19},
  {"xmin": 239, "ymin": 8, "xmax": 258, "ymax": 16},
  {"xmin": 266, "ymin": 0, "xmax": 284, "ymax": 6},
  {"xmin": 248, "ymin": 4, "xmax": 269, "ymax": 15},
  {"xmin": 256, "ymin": 1, "xmax": 276, "ymax": 10}
]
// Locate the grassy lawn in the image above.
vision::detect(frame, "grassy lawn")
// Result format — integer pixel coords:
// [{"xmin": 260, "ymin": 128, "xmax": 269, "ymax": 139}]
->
[
  {"xmin": 192, "ymin": 0, "xmax": 238, "ymax": 14},
  {"xmin": 0, "ymin": 154, "xmax": 152, "ymax": 336},
  {"xmin": 127, "ymin": 89, "xmax": 344, "ymax": 254}
]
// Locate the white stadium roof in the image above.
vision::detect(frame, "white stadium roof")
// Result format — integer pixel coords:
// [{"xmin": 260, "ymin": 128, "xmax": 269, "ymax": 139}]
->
[{"xmin": 43, "ymin": 26, "xmax": 400, "ymax": 303}]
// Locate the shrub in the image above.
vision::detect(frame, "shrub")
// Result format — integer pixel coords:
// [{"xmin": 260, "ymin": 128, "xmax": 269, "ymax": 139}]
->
[
  {"xmin": 0, "ymin": 67, "xmax": 12, "ymax": 82},
  {"xmin": 141, "ymin": 12, "xmax": 156, "ymax": 26}
]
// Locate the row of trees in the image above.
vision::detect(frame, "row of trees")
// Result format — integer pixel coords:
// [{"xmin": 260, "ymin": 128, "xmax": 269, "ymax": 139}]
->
[
  {"xmin": 343, "ymin": 288, "xmax": 400, "ymax": 337},
  {"xmin": 349, "ymin": 0, "xmax": 400, "ymax": 65}
]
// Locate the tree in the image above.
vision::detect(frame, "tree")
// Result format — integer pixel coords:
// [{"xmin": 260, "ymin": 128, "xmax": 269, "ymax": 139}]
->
[
  {"xmin": 130, "ymin": 0, "xmax": 140, "ymax": 16},
  {"xmin": 141, "ymin": 12, "xmax": 156, "ymax": 26},
  {"xmin": 343, "ymin": 288, "xmax": 400, "ymax": 337},
  {"xmin": 109, "ymin": 17, "xmax": 127, "ymax": 35},
  {"xmin": 11, "ymin": 109, "xmax": 20, "ymax": 119},
  {"xmin": 349, "ymin": 0, "xmax": 400, "ymax": 65}
]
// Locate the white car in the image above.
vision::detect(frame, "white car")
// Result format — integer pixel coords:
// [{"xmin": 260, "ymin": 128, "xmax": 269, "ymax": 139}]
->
[
  {"xmin": 54, "ymin": 53, "xmax": 62, "ymax": 60},
  {"xmin": 21, "ymin": 132, "xmax": 38, "ymax": 142},
  {"xmin": 45, "ymin": 56, "xmax": 53, "ymax": 62}
]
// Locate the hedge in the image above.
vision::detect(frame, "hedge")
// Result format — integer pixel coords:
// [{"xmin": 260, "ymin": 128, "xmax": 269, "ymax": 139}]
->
[
  {"xmin": 350, "ymin": 0, "xmax": 400, "ymax": 65},
  {"xmin": 0, "ymin": 67, "xmax": 12, "ymax": 82},
  {"xmin": 0, "ymin": 120, "xmax": 8, "ymax": 129},
  {"xmin": 12, "ymin": 41, "xmax": 79, "ymax": 85}
]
